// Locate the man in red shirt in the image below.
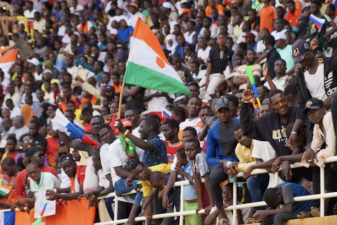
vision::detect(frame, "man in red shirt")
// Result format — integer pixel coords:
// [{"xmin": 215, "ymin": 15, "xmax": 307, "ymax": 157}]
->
[
  {"xmin": 285, "ymin": 1, "xmax": 302, "ymax": 31},
  {"xmin": 161, "ymin": 119, "xmax": 184, "ymax": 165},
  {"xmin": 45, "ymin": 125, "xmax": 60, "ymax": 167},
  {"xmin": 15, "ymin": 147, "xmax": 57, "ymax": 200}
]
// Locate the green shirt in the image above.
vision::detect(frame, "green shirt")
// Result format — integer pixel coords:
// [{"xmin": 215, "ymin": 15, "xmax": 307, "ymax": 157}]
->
[
  {"xmin": 30, "ymin": 172, "xmax": 60, "ymax": 192},
  {"xmin": 277, "ymin": 45, "xmax": 295, "ymax": 74}
]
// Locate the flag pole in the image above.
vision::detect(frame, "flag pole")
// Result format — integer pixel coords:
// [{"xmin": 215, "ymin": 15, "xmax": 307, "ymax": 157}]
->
[
  {"xmin": 117, "ymin": 82, "xmax": 125, "ymax": 119},
  {"xmin": 117, "ymin": 16, "xmax": 140, "ymax": 119}
]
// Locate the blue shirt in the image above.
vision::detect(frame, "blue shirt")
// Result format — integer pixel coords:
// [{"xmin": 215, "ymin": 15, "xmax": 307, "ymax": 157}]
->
[
  {"xmin": 141, "ymin": 136, "xmax": 168, "ymax": 167},
  {"xmin": 182, "ymin": 163, "xmax": 197, "ymax": 201},
  {"xmin": 118, "ymin": 26, "xmax": 134, "ymax": 42},
  {"xmin": 277, "ymin": 182, "xmax": 313, "ymax": 212},
  {"xmin": 206, "ymin": 120, "xmax": 239, "ymax": 166},
  {"xmin": 174, "ymin": 42, "xmax": 190, "ymax": 58},
  {"xmin": 98, "ymin": 43, "xmax": 108, "ymax": 51},
  {"xmin": 78, "ymin": 44, "xmax": 85, "ymax": 55},
  {"xmin": 54, "ymin": 58, "xmax": 67, "ymax": 72}
]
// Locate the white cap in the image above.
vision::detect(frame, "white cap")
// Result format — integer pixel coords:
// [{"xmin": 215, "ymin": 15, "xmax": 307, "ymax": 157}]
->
[
  {"xmin": 43, "ymin": 69, "xmax": 52, "ymax": 74},
  {"xmin": 110, "ymin": 28, "xmax": 118, "ymax": 35},
  {"xmin": 275, "ymin": 32, "xmax": 286, "ymax": 41},
  {"xmin": 18, "ymin": 21, "xmax": 25, "ymax": 26},
  {"xmin": 162, "ymin": 2, "xmax": 172, "ymax": 9},
  {"xmin": 27, "ymin": 58, "xmax": 40, "ymax": 66}
]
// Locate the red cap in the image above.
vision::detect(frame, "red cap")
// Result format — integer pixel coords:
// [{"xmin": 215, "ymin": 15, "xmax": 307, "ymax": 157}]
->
[{"xmin": 243, "ymin": 32, "xmax": 256, "ymax": 39}]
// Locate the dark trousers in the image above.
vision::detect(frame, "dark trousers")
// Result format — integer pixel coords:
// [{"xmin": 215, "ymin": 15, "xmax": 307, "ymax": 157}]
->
[
  {"xmin": 210, "ymin": 164, "xmax": 229, "ymax": 207},
  {"xmin": 261, "ymin": 212, "xmax": 298, "ymax": 225},
  {"xmin": 117, "ymin": 201, "xmax": 133, "ymax": 220},
  {"xmin": 247, "ymin": 174, "xmax": 269, "ymax": 210},
  {"xmin": 104, "ymin": 197, "xmax": 114, "ymax": 220}
]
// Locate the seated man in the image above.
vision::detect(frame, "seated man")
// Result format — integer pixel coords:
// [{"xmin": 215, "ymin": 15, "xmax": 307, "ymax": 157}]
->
[
  {"xmin": 205, "ymin": 183, "xmax": 253, "ymax": 225},
  {"xmin": 253, "ymin": 182, "xmax": 313, "ymax": 225},
  {"xmin": 46, "ymin": 154, "xmax": 85, "ymax": 201}
]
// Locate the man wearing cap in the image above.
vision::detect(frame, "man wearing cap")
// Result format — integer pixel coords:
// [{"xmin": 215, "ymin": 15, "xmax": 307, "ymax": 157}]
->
[
  {"xmin": 126, "ymin": 3, "xmax": 145, "ymax": 28},
  {"xmin": 289, "ymin": 38, "xmax": 337, "ymax": 149},
  {"xmin": 244, "ymin": 32, "xmax": 257, "ymax": 52},
  {"xmin": 302, "ymin": 98, "xmax": 336, "ymax": 167},
  {"xmin": 275, "ymin": 32, "xmax": 295, "ymax": 75},
  {"xmin": 162, "ymin": 2, "xmax": 178, "ymax": 22},
  {"xmin": 207, "ymin": 97, "xmax": 239, "ymax": 219},
  {"xmin": 234, "ymin": 48, "xmax": 262, "ymax": 89}
]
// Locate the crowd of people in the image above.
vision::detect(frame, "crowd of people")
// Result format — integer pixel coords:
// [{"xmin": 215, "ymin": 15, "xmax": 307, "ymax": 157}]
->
[{"xmin": 0, "ymin": 0, "xmax": 337, "ymax": 224}]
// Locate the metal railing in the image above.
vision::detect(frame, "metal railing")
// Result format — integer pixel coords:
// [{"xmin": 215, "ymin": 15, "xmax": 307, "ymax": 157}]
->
[
  {"xmin": 94, "ymin": 156, "xmax": 337, "ymax": 225},
  {"xmin": 2, "ymin": 156, "xmax": 335, "ymax": 224}
]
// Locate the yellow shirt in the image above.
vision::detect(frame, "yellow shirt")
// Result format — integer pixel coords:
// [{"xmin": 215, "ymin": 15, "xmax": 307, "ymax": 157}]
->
[
  {"xmin": 141, "ymin": 164, "xmax": 172, "ymax": 197},
  {"xmin": 74, "ymin": 109, "xmax": 83, "ymax": 124},
  {"xmin": 235, "ymin": 140, "xmax": 256, "ymax": 172}
]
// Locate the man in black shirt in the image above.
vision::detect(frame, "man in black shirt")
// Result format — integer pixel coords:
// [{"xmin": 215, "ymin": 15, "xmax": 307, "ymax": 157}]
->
[
  {"xmin": 240, "ymin": 89, "xmax": 305, "ymax": 182},
  {"xmin": 200, "ymin": 33, "xmax": 234, "ymax": 103},
  {"xmin": 265, "ymin": 35, "xmax": 281, "ymax": 80},
  {"xmin": 29, "ymin": 121, "xmax": 47, "ymax": 151}
]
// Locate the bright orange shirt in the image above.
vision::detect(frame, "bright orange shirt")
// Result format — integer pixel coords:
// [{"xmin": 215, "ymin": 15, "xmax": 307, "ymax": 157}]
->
[
  {"xmin": 259, "ymin": 5, "xmax": 277, "ymax": 33},
  {"xmin": 286, "ymin": 9, "xmax": 302, "ymax": 26},
  {"xmin": 113, "ymin": 84, "xmax": 121, "ymax": 93},
  {"xmin": 205, "ymin": 4, "xmax": 225, "ymax": 17}
]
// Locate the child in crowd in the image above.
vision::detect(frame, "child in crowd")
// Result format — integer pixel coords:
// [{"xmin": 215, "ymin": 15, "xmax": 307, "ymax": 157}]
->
[{"xmin": 163, "ymin": 147, "xmax": 203, "ymax": 225}]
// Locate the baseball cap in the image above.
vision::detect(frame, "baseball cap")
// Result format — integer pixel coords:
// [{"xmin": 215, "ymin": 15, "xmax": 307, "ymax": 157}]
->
[
  {"xmin": 120, "ymin": 119, "xmax": 133, "ymax": 128},
  {"xmin": 243, "ymin": 32, "xmax": 256, "ymax": 40},
  {"xmin": 292, "ymin": 39, "xmax": 310, "ymax": 63},
  {"xmin": 215, "ymin": 97, "xmax": 230, "ymax": 112},
  {"xmin": 303, "ymin": 98, "xmax": 324, "ymax": 115},
  {"xmin": 274, "ymin": 32, "xmax": 286, "ymax": 41}
]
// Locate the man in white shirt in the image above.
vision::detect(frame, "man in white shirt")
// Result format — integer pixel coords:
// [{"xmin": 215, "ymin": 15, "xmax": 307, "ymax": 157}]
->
[
  {"xmin": 126, "ymin": 3, "xmax": 146, "ymax": 28},
  {"xmin": 107, "ymin": 123, "xmax": 143, "ymax": 220},
  {"xmin": 264, "ymin": 59, "xmax": 288, "ymax": 91},
  {"xmin": 5, "ymin": 99, "xmax": 21, "ymax": 119},
  {"xmin": 197, "ymin": 37, "xmax": 211, "ymax": 65},
  {"xmin": 8, "ymin": 116, "xmax": 29, "ymax": 140},
  {"xmin": 2, "ymin": 82, "xmax": 21, "ymax": 108},
  {"xmin": 24, "ymin": 1, "xmax": 37, "ymax": 20},
  {"xmin": 70, "ymin": 0, "xmax": 84, "ymax": 15},
  {"xmin": 107, "ymin": 6, "xmax": 128, "ymax": 30},
  {"xmin": 144, "ymin": 90, "xmax": 174, "ymax": 117},
  {"xmin": 33, "ymin": 12, "xmax": 46, "ymax": 33},
  {"xmin": 199, "ymin": 17, "xmax": 219, "ymax": 38}
]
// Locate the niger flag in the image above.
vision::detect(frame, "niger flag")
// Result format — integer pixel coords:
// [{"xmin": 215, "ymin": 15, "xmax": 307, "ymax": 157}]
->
[
  {"xmin": 124, "ymin": 18, "xmax": 190, "ymax": 95},
  {"xmin": 0, "ymin": 48, "xmax": 18, "ymax": 75}
]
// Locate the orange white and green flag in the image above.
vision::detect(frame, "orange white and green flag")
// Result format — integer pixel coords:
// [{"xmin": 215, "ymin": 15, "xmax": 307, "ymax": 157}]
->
[
  {"xmin": 0, "ymin": 48, "xmax": 18, "ymax": 75},
  {"xmin": 124, "ymin": 18, "xmax": 190, "ymax": 94}
]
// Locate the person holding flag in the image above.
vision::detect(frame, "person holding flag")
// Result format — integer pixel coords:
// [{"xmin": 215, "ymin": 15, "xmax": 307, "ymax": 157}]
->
[{"xmin": 302, "ymin": 1, "xmax": 337, "ymax": 53}]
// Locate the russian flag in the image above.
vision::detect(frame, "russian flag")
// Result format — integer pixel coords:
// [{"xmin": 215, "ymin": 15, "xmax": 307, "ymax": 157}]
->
[
  {"xmin": 51, "ymin": 109, "xmax": 99, "ymax": 148},
  {"xmin": 309, "ymin": 14, "xmax": 325, "ymax": 32},
  {"xmin": 162, "ymin": 108, "xmax": 175, "ymax": 119}
]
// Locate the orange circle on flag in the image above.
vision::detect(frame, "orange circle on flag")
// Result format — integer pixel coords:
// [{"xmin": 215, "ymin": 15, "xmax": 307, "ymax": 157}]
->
[{"xmin": 156, "ymin": 56, "xmax": 165, "ymax": 68}]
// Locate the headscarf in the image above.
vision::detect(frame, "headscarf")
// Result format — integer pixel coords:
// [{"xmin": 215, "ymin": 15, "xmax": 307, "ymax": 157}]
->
[
  {"xmin": 21, "ymin": 104, "xmax": 36, "ymax": 127},
  {"xmin": 166, "ymin": 34, "xmax": 177, "ymax": 52},
  {"xmin": 39, "ymin": 102, "xmax": 51, "ymax": 128},
  {"xmin": 43, "ymin": 60, "xmax": 54, "ymax": 73}
]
